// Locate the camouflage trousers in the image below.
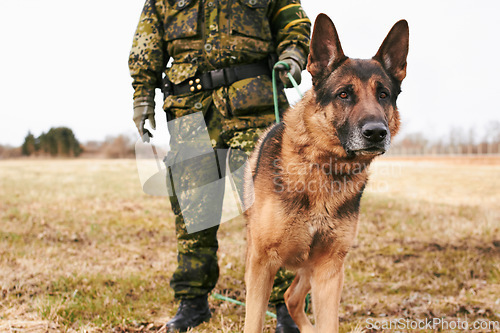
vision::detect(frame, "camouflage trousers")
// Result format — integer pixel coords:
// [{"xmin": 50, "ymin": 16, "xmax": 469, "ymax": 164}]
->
[{"xmin": 165, "ymin": 98, "xmax": 293, "ymax": 304}]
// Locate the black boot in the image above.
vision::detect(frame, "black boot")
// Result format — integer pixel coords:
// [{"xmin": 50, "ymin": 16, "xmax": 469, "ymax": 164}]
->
[
  {"xmin": 275, "ymin": 303, "xmax": 300, "ymax": 333},
  {"xmin": 165, "ymin": 296, "xmax": 211, "ymax": 332}
]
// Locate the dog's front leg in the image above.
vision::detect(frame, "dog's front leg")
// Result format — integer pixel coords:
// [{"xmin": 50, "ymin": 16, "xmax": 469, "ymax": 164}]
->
[
  {"xmin": 311, "ymin": 261, "xmax": 345, "ymax": 333},
  {"xmin": 244, "ymin": 250, "xmax": 278, "ymax": 333}
]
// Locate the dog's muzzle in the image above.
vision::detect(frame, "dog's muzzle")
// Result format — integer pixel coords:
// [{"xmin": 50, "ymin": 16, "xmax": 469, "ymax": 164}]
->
[{"xmin": 340, "ymin": 121, "xmax": 391, "ymax": 157}]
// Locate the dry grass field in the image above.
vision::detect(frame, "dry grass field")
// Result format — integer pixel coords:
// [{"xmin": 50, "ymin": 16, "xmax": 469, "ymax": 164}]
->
[{"xmin": 0, "ymin": 156, "xmax": 499, "ymax": 332}]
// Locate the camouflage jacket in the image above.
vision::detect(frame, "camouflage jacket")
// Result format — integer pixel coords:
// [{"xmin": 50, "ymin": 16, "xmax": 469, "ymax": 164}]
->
[{"xmin": 129, "ymin": 0, "xmax": 310, "ymax": 118}]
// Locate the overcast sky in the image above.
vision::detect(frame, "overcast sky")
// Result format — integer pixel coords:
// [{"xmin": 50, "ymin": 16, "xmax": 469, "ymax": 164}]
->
[{"xmin": 1, "ymin": 0, "xmax": 499, "ymax": 147}]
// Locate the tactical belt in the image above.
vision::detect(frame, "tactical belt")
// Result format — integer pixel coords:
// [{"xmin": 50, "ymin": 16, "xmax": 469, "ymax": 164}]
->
[{"xmin": 164, "ymin": 60, "xmax": 272, "ymax": 96}]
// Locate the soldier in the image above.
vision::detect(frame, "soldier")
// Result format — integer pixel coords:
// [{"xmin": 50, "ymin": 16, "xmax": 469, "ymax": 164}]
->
[{"xmin": 129, "ymin": 0, "xmax": 310, "ymax": 331}]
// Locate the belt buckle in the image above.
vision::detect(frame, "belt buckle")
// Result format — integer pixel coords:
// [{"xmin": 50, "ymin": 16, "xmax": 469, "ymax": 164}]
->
[{"xmin": 210, "ymin": 69, "xmax": 226, "ymax": 88}]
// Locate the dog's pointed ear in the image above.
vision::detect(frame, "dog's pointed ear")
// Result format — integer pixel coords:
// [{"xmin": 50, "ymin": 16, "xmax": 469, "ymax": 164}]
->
[
  {"xmin": 307, "ymin": 14, "xmax": 346, "ymax": 79},
  {"xmin": 373, "ymin": 20, "xmax": 409, "ymax": 82}
]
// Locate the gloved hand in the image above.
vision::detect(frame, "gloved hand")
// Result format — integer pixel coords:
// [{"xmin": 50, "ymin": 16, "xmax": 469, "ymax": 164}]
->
[
  {"xmin": 133, "ymin": 97, "xmax": 156, "ymax": 141},
  {"xmin": 275, "ymin": 57, "xmax": 302, "ymax": 88}
]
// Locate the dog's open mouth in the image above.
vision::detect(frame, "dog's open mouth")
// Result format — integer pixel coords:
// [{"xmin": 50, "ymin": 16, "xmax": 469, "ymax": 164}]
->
[{"xmin": 350, "ymin": 147, "xmax": 386, "ymax": 156}]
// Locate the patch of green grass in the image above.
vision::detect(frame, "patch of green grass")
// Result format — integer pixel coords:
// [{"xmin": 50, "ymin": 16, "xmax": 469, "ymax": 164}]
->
[
  {"xmin": 37, "ymin": 272, "xmax": 173, "ymax": 329},
  {"xmin": 0, "ymin": 231, "xmax": 22, "ymax": 243}
]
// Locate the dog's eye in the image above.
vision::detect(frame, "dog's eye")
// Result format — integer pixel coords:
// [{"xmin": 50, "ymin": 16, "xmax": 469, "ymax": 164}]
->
[
  {"xmin": 379, "ymin": 92, "xmax": 388, "ymax": 99},
  {"xmin": 339, "ymin": 92, "xmax": 349, "ymax": 99}
]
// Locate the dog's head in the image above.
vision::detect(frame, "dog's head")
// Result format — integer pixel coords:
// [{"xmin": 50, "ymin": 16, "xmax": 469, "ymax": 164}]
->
[{"xmin": 306, "ymin": 14, "xmax": 409, "ymax": 157}]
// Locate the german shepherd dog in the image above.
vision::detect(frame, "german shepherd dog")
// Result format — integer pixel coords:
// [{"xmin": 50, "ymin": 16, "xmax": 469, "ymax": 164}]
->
[{"xmin": 243, "ymin": 14, "xmax": 409, "ymax": 333}]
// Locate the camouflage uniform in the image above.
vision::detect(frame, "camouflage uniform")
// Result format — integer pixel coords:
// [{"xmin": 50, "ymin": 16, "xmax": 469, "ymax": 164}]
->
[{"xmin": 129, "ymin": 0, "xmax": 310, "ymax": 304}]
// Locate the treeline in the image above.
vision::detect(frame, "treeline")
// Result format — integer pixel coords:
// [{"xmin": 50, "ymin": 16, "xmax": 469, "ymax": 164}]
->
[
  {"xmin": 82, "ymin": 135, "xmax": 135, "ymax": 158},
  {"xmin": 0, "ymin": 128, "xmax": 135, "ymax": 159},
  {"xmin": 21, "ymin": 127, "xmax": 82, "ymax": 157},
  {"xmin": 389, "ymin": 121, "xmax": 500, "ymax": 155}
]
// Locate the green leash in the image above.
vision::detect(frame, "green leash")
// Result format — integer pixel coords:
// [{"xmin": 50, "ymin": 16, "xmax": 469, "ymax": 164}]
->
[
  {"xmin": 211, "ymin": 292, "xmax": 310, "ymax": 319},
  {"xmin": 272, "ymin": 61, "xmax": 304, "ymax": 123},
  {"xmin": 212, "ymin": 293, "xmax": 277, "ymax": 318}
]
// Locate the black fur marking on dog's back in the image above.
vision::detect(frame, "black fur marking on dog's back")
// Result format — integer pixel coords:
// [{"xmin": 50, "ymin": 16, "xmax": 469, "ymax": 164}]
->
[{"xmin": 252, "ymin": 122, "xmax": 285, "ymax": 182}]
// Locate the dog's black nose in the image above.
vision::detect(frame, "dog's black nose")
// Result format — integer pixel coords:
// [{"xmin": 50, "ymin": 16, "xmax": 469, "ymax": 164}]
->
[{"xmin": 361, "ymin": 123, "xmax": 388, "ymax": 143}]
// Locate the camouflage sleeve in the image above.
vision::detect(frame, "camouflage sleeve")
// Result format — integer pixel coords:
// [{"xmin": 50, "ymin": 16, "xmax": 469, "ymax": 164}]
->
[
  {"xmin": 270, "ymin": 0, "xmax": 311, "ymax": 69},
  {"xmin": 128, "ymin": 0, "xmax": 168, "ymax": 103}
]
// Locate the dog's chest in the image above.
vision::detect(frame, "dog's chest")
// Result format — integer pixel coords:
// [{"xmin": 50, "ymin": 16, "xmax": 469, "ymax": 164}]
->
[
  {"xmin": 282, "ymin": 211, "xmax": 354, "ymax": 268},
  {"xmin": 300, "ymin": 190, "xmax": 362, "ymax": 258},
  {"xmin": 306, "ymin": 212, "xmax": 339, "ymax": 240}
]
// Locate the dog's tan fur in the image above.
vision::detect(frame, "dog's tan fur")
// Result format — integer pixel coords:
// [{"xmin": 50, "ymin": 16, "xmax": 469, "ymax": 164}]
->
[{"xmin": 243, "ymin": 14, "xmax": 409, "ymax": 333}]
